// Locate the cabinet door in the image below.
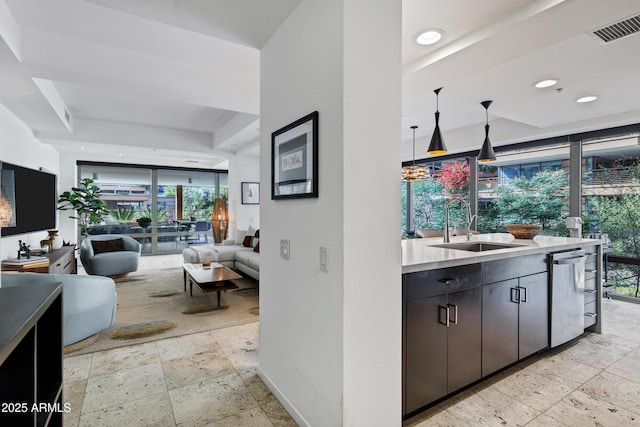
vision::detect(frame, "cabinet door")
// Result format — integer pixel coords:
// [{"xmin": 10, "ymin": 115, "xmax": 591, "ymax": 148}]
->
[
  {"xmin": 482, "ymin": 279, "xmax": 519, "ymax": 376},
  {"xmin": 447, "ymin": 286, "xmax": 482, "ymax": 393},
  {"xmin": 518, "ymin": 272, "xmax": 549, "ymax": 358},
  {"xmin": 405, "ymin": 295, "xmax": 448, "ymax": 414}
]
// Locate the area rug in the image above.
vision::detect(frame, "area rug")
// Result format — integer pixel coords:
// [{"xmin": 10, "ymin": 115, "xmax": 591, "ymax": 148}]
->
[{"xmin": 66, "ymin": 267, "xmax": 259, "ymax": 356}]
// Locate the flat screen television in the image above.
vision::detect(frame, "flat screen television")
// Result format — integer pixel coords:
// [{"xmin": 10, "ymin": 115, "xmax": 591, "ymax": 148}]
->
[{"xmin": 0, "ymin": 162, "xmax": 57, "ymax": 237}]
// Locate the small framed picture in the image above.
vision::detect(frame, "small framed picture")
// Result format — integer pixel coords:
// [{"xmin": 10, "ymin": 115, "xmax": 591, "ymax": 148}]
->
[
  {"xmin": 241, "ymin": 182, "xmax": 260, "ymax": 205},
  {"xmin": 271, "ymin": 111, "xmax": 318, "ymax": 200}
]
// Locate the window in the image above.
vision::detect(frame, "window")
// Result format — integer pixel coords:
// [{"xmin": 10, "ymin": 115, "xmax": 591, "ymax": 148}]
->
[
  {"xmin": 582, "ymin": 135, "xmax": 640, "ymax": 297},
  {"xmin": 404, "ymin": 158, "xmax": 470, "ymax": 235},
  {"xmin": 78, "ymin": 162, "xmax": 228, "ymax": 255}
]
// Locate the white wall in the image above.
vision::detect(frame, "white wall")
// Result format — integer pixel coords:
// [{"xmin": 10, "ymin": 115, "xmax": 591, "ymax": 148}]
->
[
  {"xmin": 57, "ymin": 153, "xmax": 78, "ymax": 245},
  {"xmin": 259, "ymin": 1, "xmax": 401, "ymax": 425},
  {"xmin": 0, "ymin": 102, "xmax": 60, "ymax": 278},
  {"xmin": 228, "ymin": 154, "xmax": 260, "ymax": 238}
]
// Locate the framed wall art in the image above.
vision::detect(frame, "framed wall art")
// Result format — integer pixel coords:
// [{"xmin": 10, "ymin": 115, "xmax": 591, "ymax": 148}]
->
[
  {"xmin": 241, "ymin": 182, "xmax": 260, "ymax": 204},
  {"xmin": 271, "ymin": 111, "xmax": 318, "ymax": 200}
]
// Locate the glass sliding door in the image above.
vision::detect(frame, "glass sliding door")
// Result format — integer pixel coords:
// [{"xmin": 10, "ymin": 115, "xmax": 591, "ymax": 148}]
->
[
  {"xmin": 157, "ymin": 169, "xmax": 219, "ymax": 253},
  {"xmin": 79, "ymin": 164, "xmax": 153, "ymax": 253},
  {"xmin": 78, "ymin": 162, "xmax": 228, "ymax": 255}
]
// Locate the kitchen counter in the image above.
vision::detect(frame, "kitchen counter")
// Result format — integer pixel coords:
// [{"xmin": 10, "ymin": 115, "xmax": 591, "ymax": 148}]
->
[
  {"xmin": 402, "ymin": 233, "xmax": 602, "ymax": 274},
  {"xmin": 402, "ymin": 232, "xmax": 603, "ymax": 417}
]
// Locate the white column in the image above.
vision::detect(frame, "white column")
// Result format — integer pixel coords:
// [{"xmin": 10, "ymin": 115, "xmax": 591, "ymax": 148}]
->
[{"xmin": 259, "ymin": 1, "xmax": 401, "ymax": 425}]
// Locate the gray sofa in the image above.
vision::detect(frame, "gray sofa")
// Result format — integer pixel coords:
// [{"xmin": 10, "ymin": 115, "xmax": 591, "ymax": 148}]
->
[
  {"xmin": 182, "ymin": 229, "xmax": 259, "ymax": 280},
  {"xmin": 1, "ymin": 272, "xmax": 117, "ymax": 346},
  {"xmin": 80, "ymin": 234, "xmax": 141, "ymax": 276}
]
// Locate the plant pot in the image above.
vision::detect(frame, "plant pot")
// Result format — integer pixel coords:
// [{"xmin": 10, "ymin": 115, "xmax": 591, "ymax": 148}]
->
[
  {"xmin": 137, "ymin": 219, "xmax": 152, "ymax": 228},
  {"xmin": 506, "ymin": 224, "xmax": 542, "ymax": 239}
]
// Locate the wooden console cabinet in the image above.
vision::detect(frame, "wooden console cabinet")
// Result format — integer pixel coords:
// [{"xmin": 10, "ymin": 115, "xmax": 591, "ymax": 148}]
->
[
  {"xmin": 2, "ymin": 246, "xmax": 77, "ymax": 274},
  {"xmin": 0, "ymin": 282, "xmax": 63, "ymax": 426}
]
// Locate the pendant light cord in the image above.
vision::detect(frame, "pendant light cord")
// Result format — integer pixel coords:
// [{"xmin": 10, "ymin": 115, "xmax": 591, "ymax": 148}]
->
[{"xmin": 411, "ymin": 125, "xmax": 418, "ymax": 165}]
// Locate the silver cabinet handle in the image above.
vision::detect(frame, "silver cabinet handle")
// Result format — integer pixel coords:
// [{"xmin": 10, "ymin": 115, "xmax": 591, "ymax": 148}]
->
[
  {"xmin": 448, "ymin": 303, "xmax": 458, "ymax": 325},
  {"xmin": 584, "ymin": 289, "xmax": 597, "ymax": 294},
  {"xmin": 585, "ymin": 269, "xmax": 597, "ymax": 273},
  {"xmin": 438, "ymin": 277, "xmax": 458, "ymax": 285},
  {"xmin": 585, "ymin": 312, "xmax": 598, "ymax": 318},
  {"xmin": 510, "ymin": 287, "xmax": 520, "ymax": 304},
  {"xmin": 439, "ymin": 305, "xmax": 449, "ymax": 327},
  {"xmin": 518, "ymin": 286, "xmax": 527, "ymax": 303},
  {"xmin": 553, "ymin": 255, "xmax": 586, "ymax": 265}
]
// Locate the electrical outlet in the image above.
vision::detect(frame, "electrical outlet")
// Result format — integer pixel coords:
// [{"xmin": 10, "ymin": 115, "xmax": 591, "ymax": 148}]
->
[
  {"xmin": 280, "ymin": 239, "xmax": 290, "ymax": 260},
  {"xmin": 320, "ymin": 247, "xmax": 328, "ymax": 272}
]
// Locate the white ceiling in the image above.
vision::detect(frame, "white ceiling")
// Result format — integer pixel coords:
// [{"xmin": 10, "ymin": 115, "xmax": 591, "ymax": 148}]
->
[{"xmin": 1, "ymin": 0, "xmax": 639, "ymax": 168}]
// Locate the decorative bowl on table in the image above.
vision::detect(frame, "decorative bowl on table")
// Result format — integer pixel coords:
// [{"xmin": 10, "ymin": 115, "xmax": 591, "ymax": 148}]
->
[{"xmin": 506, "ymin": 224, "xmax": 542, "ymax": 239}]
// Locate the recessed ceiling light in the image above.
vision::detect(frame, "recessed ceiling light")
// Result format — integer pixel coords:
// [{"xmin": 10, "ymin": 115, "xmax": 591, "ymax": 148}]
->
[
  {"xmin": 416, "ymin": 29, "xmax": 444, "ymax": 45},
  {"xmin": 576, "ymin": 95, "xmax": 598, "ymax": 103},
  {"xmin": 534, "ymin": 79, "xmax": 558, "ymax": 88}
]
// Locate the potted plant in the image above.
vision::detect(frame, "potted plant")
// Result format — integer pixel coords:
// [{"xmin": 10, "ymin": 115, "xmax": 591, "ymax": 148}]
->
[
  {"xmin": 58, "ymin": 178, "xmax": 110, "ymax": 235},
  {"xmin": 110, "ymin": 207, "xmax": 137, "ymax": 224},
  {"xmin": 136, "ymin": 216, "xmax": 152, "ymax": 228}
]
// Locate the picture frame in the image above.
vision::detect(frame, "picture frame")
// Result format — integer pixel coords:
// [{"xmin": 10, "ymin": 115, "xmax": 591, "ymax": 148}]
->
[
  {"xmin": 241, "ymin": 182, "xmax": 260, "ymax": 204},
  {"xmin": 271, "ymin": 111, "xmax": 318, "ymax": 200}
]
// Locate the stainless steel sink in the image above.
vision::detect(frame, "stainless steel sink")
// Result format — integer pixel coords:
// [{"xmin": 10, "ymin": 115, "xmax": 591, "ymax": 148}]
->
[{"xmin": 429, "ymin": 241, "xmax": 524, "ymax": 252}]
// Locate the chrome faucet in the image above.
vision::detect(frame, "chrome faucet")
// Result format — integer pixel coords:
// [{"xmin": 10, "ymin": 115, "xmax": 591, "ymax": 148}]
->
[{"xmin": 444, "ymin": 198, "xmax": 476, "ymax": 243}]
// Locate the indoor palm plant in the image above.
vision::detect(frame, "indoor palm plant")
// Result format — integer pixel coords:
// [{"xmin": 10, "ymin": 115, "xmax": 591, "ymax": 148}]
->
[{"xmin": 58, "ymin": 178, "xmax": 109, "ymax": 235}]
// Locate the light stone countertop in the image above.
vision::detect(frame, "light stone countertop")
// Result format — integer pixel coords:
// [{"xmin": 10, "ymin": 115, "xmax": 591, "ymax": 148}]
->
[{"xmin": 402, "ymin": 233, "xmax": 602, "ymax": 274}]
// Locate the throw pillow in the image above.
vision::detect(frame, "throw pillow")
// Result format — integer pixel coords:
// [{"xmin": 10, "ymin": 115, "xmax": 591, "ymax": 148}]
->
[
  {"xmin": 242, "ymin": 235, "xmax": 253, "ymax": 247},
  {"xmin": 251, "ymin": 237, "xmax": 260, "ymax": 248},
  {"xmin": 91, "ymin": 238, "xmax": 124, "ymax": 254},
  {"xmin": 253, "ymin": 242, "xmax": 260, "ymax": 253},
  {"xmin": 234, "ymin": 229, "xmax": 247, "ymax": 245}
]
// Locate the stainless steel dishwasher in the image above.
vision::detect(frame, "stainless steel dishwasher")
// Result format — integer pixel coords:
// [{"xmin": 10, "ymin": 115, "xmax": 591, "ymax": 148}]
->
[{"xmin": 549, "ymin": 249, "xmax": 586, "ymax": 347}]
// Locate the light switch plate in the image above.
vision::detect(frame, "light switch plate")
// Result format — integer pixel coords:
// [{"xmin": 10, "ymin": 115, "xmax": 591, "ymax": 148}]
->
[{"xmin": 280, "ymin": 239, "xmax": 290, "ymax": 260}]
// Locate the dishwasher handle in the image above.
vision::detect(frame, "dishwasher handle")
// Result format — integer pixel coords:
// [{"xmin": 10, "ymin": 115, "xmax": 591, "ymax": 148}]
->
[{"xmin": 553, "ymin": 255, "xmax": 586, "ymax": 265}]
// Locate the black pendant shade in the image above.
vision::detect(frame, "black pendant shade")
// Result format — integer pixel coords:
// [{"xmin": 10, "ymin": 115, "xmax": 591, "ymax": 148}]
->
[
  {"xmin": 427, "ymin": 88, "xmax": 447, "ymax": 155},
  {"xmin": 478, "ymin": 100, "xmax": 496, "ymax": 163}
]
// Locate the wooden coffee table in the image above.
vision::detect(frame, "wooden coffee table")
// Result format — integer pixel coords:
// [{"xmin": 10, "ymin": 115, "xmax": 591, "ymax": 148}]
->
[{"xmin": 182, "ymin": 263, "xmax": 242, "ymax": 310}]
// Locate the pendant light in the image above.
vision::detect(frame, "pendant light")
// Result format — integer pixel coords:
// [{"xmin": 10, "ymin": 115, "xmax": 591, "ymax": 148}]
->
[
  {"xmin": 478, "ymin": 100, "xmax": 496, "ymax": 162},
  {"xmin": 427, "ymin": 87, "xmax": 447, "ymax": 155},
  {"xmin": 402, "ymin": 126, "xmax": 428, "ymax": 182}
]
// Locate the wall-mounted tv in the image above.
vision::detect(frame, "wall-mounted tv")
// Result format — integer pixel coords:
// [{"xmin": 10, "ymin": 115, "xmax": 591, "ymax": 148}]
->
[{"xmin": 0, "ymin": 162, "xmax": 57, "ymax": 237}]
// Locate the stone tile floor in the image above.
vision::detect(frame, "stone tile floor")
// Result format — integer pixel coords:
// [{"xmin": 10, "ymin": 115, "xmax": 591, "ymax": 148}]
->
[
  {"xmin": 69, "ymin": 255, "xmax": 640, "ymax": 425},
  {"xmin": 405, "ymin": 297, "xmax": 640, "ymax": 426},
  {"xmin": 64, "ymin": 321, "xmax": 297, "ymax": 426}
]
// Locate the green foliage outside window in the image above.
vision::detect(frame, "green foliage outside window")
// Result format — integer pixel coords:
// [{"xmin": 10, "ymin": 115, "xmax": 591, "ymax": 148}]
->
[
  {"xmin": 110, "ymin": 207, "xmax": 137, "ymax": 222},
  {"xmin": 491, "ymin": 169, "xmax": 569, "ymax": 234},
  {"xmin": 586, "ymin": 159, "xmax": 640, "ymax": 297}
]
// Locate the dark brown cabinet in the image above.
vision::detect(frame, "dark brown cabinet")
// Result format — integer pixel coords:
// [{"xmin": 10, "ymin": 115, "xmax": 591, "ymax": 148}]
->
[
  {"xmin": 0, "ymin": 282, "xmax": 63, "ymax": 427},
  {"xmin": 482, "ymin": 270, "xmax": 548, "ymax": 377},
  {"xmin": 403, "ymin": 264, "xmax": 481, "ymax": 415}
]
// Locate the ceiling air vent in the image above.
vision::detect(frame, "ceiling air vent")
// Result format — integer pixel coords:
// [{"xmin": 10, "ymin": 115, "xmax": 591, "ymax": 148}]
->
[{"xmin": 591, "ymin": 14, "xmax": 640, "ymax": 43}]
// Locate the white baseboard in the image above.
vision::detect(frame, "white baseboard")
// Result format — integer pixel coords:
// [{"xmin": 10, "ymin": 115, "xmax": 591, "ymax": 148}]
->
[{"xmin": 258, "ymin": 366, "xmax": 310, "ymax": 427}]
